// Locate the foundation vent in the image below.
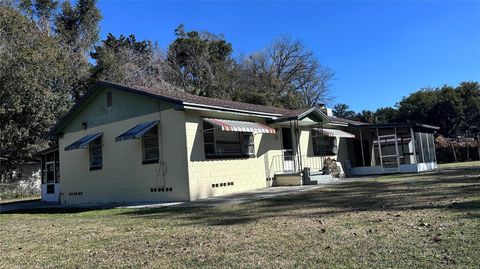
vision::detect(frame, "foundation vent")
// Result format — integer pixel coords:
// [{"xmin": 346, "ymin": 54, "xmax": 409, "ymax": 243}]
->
[
  {"xmin": 211, "ymin": 182, "xmax": 234, "ymax": 188},
  {"xmin": 150, "ymin": 187, "xmax": 173, "ymax": 192}
]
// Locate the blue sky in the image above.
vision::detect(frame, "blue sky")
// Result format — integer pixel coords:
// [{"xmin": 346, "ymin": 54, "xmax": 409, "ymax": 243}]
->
[{"xmin": 97, "ymin": 0, "xmax": 480, "ymax": 112}]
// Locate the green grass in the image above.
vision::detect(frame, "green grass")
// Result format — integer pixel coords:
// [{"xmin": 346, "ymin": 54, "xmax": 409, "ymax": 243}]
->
[{"xmin": 1, "ymin": 162, "xmax": 479, "ymax": 268}]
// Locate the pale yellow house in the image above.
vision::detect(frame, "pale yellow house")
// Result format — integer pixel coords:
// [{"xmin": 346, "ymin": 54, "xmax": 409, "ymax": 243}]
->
[{"xmin": 39, "ymin": 81, "xmax": 438, "ymax": 205}]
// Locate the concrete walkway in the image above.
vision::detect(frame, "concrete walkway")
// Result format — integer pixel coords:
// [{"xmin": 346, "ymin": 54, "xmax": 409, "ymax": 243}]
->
[{"xmin": 0, "ymin": 178, "xmax": 363, "ymax": 213}]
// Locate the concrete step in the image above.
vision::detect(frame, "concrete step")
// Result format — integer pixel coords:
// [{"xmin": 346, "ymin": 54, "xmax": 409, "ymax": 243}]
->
[{"xmin": 309, "ymin": 174, "xmax": 337, "ymax": 184}]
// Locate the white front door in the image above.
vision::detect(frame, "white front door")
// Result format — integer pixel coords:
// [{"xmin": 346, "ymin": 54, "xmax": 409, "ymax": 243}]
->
[{"xmin": 41, "ymin": 161, "xmax": 59, "ymax": 203}]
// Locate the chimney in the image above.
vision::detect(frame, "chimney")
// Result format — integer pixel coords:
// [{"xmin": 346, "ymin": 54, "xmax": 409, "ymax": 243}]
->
[{"xmin": 320, "ymin": 106, "xmax": 334, "ymax": 117}]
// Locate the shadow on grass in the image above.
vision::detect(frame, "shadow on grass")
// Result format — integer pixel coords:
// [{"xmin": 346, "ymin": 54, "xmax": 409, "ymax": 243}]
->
[
  {"xmin": 118, "ymin": 166, "xmax": 479, "ymax": 226},
  {"xmin": 3, "ymin": 166, "xmax": 479, "ymax": 225}
]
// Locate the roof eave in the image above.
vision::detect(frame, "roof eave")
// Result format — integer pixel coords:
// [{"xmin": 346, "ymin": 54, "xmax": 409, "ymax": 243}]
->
[{"xmin": 180, "ymin": 102, "xmax": 283, "ymax": 118}]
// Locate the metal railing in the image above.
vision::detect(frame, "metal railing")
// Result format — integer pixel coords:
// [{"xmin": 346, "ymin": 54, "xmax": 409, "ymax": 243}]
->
[{"xmin": 266, "ymin": 154, "xmax": 327, "ymax": 178}]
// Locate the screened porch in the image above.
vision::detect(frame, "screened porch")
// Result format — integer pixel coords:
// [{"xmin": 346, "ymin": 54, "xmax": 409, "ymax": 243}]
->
[{"xmin": 346, "ymin": 123, "xmax": 439, "ymax": 176}]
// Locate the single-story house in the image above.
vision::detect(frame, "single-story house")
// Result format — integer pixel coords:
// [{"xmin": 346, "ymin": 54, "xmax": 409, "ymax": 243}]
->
[{"xmin": 40, "ymin": 80, "xmax": 438, "ymax": 204}]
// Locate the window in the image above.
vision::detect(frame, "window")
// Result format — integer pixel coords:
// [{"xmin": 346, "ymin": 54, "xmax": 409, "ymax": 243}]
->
[
  {"xmin": 142, "ymin": 127, "xmax": 159, "ymax": 164},
  {"xmin": 311, "ymin": 130, "xmax": 337, "ymax": 156},
  {"xmin": 203, "ymin": 122, "xmax": 255, "ymax": 159},
  {"xmin": 106, "ymin": 92, "xmax": 112, "ymax": 107},
  {"xmin": 89, "ymin": 137, "xmax": 102, "ymax": 170}
]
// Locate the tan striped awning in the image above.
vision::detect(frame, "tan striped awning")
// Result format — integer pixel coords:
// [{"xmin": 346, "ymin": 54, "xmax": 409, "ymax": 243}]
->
[
  {"xmin": 203, "ymin": 118, "xmax": 276, "ymax": 133},
  {"xmin": 313, "ymin": 128, "xmax": 355, "ymax": 138}
]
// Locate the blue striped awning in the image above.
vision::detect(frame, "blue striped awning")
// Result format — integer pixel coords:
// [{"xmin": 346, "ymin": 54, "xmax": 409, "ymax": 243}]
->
[
  {"xmin": 115, "ymin": 120, "xmax": 159, "ymax": 142},
  {"xmin": 65, "ymin": 133, "xmax": 102, "ymax": 151}
]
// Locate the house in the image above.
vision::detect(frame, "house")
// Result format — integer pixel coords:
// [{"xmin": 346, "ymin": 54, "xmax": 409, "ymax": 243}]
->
[{"xmin": 39, "ymin": 80, "xmax": 438, "ymax": 204}]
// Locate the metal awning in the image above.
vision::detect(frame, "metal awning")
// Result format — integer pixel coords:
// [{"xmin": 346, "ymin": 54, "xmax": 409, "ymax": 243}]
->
[
  {"xmin": 116, "ymin": 120, "xmax": 159, "ymax": 142},
  {"xmin": 203, "ymin": 118, "xmax": 276, "ymax": 133},
  {"xmin": 65, "ymin": 132, "xmax": 102, "ymax": 151},
  {"xmin": 313, "ymin": 128, "xmax": 355, "ymax": 138}
]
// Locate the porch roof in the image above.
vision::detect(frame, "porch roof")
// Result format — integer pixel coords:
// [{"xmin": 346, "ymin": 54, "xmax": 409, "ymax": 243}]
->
[
  {"xmin": 313, "ymin": 128, "xmax": 356, "ymax": 138},
  {"xmin": 350, "ymin": 122, "xmax": 440, "ymax": 132}
]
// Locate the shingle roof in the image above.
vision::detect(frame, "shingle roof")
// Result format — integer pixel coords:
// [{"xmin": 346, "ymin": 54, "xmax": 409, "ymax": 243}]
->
[
  {"xmin": 97, "ymin": 80, "xmax": 290, "ymax": 116},
  {"xmin": 51, "ymin": 80, "xmax": 360, "ymax": 136}
]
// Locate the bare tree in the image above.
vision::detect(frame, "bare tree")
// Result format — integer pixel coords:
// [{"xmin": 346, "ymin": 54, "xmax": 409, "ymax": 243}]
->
[{"xmin": 239, "ymin": 36, "xmax": 333, "ymax": 108}]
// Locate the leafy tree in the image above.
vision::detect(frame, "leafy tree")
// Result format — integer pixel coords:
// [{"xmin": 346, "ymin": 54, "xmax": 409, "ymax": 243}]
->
[
  {"xmin": 17, "ymin": 0, "xmax": 58, "ymax": 35},
  {"xmin": 91, "ymin": 33, "xmax": 170, "ymax": 88},
  {"xmin": 356, "ymin": 110, "xmax": 376, "ymax": 124},
  {"xmin": 1, "ymin": 1, "xmax": 100, "ymax": 177},
  {"xmin": 55, "ymin": 0, "xmax": 101, "ymax": 53},
  {"xmin": 167, "ymin": 24, "xmax": 234, "ymax": 98},
  {"xmin": 396, "ymin": 82, "xmax": 480, "ymax": 137},
  {"xmin": 333, "ymin": 103, "xmax": 357, "ymax": 119},
  {"xmin": 15, "ymin": 0, "xmax": 100, "ymax": 100},
  {"xmin": 0, "ymin": 7, "xmax": 74, "ymax": 179},
  {"xmin": 374, "ymin": 106, "xmax": 398, "ymax": 124}
]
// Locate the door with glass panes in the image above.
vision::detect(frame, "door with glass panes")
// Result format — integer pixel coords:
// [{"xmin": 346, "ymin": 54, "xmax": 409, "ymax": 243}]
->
[{"xmin": 41, "ymin": 151, "xmax": 60, "ymax": 202}]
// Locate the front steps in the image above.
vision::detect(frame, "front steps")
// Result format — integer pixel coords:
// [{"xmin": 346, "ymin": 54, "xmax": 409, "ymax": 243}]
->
[{"xmin": 273, "ymin": 170, "xmax": 339, "ymax": 186}]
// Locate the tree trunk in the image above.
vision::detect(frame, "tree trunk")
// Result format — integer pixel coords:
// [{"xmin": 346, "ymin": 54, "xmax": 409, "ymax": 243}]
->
[
  {"xmin": 477, "ymin": 135, "xmax": 480, "ymax": 161},
  {"xmin": 466, "ymin": 145, "xmax": 470, "ymax": 161},
  {"xmin": 451, "ymin": 144, "xmax": 457, "ymax": 162}
]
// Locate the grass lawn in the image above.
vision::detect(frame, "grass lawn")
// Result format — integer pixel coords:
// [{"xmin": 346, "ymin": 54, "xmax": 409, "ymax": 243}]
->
[{"xmin": 1, "ymin": 162, "xmax": 479, "ymax": 268}]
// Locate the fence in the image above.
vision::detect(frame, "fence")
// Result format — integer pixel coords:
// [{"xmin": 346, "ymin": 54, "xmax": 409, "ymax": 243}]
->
[{"xmin": 0, "ymin": 181, "xmax": 41, "ymax": 201}]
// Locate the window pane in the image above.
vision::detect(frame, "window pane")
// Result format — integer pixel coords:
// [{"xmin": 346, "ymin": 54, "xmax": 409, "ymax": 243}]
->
[
  {"xmin": 144, "ymin": 148, "xmax": 159, "ymax": 161},
  {"xmin": 46, "ymin": 184, "xmax": 55, "ymax": 194},
  {"xmin": 90, "ymin": 157, "xmax": 102, "ymax": 167},
  {"xmin": 204, "ymin": 143, "xmax": 215, "ymax": 155},
  {"xmin": 204, "ymin": 132, "xmax": 214, "ymax": 143},
  {"xmin": 89, "ymin": 137, "xmax": 102, "ymax": 168},
  {"xmin": 90, "ymin": 147, "xmax": 102, "ymax": 158},
  {"xmin": 215, "ymin": 129, "xmax": 240, "ymax": 142},
  {"xmin": 144, "ymin": 137, "xmax": 158, "ymax": 148},
  {"xmin": 46, "ymin": 152, "xmax": 54, "ymax": 162},
  {"xmin": 312, "ymin": 134, "xmax": 336, "ymax": 155},
  {"xmin": 216, "ymin": 142, "xmax": 242, "ymax": 154},
  {"xmin": 243, "ymin": 145, "xmax": 255, "ymax": 155}
]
